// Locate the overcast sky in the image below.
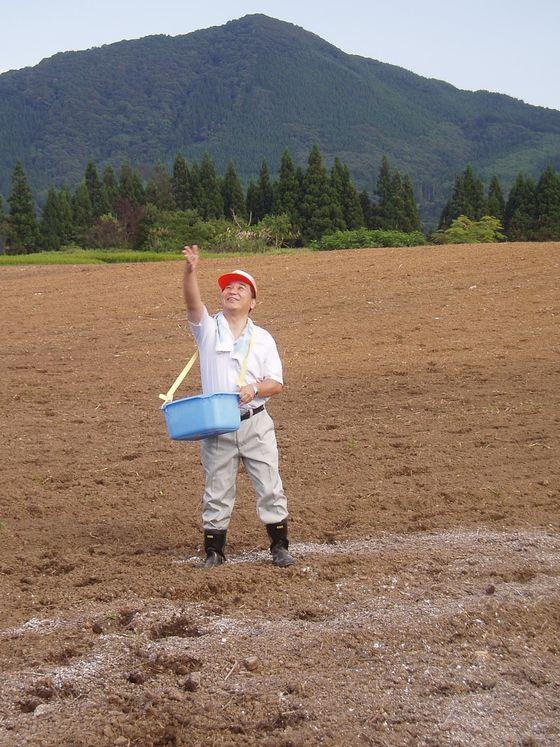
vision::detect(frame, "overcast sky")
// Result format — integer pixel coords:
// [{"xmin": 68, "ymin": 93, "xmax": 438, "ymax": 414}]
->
[{"xmin": 1, "ymin": 0, "xmax": 558, "ymax": 110}]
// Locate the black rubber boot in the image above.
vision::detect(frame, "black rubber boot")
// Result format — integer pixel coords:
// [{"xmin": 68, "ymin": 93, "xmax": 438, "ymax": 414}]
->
[
  {"xmin": 266, "ymin": 521, "xmax": 295, "ymax": 567},
  {"xmin": 203, "ymin": 529, "xmax": 226, "ymax": 569}
]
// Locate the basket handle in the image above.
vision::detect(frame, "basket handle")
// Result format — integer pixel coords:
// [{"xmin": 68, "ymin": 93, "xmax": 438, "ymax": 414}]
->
[{"xmin": 159, "ymin": 351, "xmax": 199, "ymax": 405}]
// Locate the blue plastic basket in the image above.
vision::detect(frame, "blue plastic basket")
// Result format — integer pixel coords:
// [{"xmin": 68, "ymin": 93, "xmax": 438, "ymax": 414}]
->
[{"xmin": 162, "ymin": 392, "xmax": 241, "ymax": 441}]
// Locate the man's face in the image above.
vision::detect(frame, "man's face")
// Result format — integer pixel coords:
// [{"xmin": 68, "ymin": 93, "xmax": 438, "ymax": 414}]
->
[{"xmin": 221, "ymin": 281, "xmax": 255, "ymax": 314}]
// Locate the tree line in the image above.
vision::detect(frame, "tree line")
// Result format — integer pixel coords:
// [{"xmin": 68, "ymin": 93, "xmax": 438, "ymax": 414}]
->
[
  {"xmin": 439, "ymin": 164, "xmax": 560, "ymax": 241},
  {"xmin": 0, "ymin": 147, "xmax": 421, "ymax": 254},
  {"xmin": 2, "ymin": 151, "xmax": 558, "ymax": 254}
]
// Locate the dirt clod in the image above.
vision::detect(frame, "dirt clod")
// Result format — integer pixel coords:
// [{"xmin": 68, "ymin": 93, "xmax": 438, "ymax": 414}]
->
[
  {"xmin": 18, "ymin": 697, "xmax": 42, "ymax": 713},
  {"xmin": 167, "ymin": 687, "xmax": 185, "ymax": 702},
  {"xmin": 126, "ymin": 671, "xmax": 145, "ymax": 685},
  {"xmin": 33, "ymin": 704, "xmax": 53, "ymax": 717},
  {"xmin": 183, "ymin": 672, "xmax": 201, "ymax": 691},
  {"xmin": 243, "ymin": 656, "xmax": 260, "ymax": 671}
]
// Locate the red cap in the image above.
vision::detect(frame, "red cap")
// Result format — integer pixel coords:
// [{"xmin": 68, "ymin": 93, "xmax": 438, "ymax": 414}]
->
[{"xmin": 217, "ymin": 270, "xmax": 257, "ymax": 298}]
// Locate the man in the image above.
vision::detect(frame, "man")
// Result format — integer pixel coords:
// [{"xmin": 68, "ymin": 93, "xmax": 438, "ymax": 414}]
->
[{"xmin": 182, "ymin": 244, "xmax": 294, "ymax": 569}]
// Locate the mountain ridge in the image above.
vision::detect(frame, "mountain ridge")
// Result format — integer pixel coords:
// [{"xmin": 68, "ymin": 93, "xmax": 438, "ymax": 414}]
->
[{"xmin": 1, "ymin": 14, "xmax": 559, "ymax": 223}]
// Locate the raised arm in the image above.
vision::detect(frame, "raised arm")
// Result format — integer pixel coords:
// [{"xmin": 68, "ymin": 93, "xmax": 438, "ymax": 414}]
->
[{"xmin": 182, "ymin": 245, "xmax": 205, "ymax": 324}]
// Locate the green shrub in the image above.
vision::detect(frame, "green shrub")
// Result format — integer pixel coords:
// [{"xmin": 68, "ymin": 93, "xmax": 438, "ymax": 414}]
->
[
  {"xmin": 85, "ymin": 214, "xmax": 126, "ymax": 248},
  {"xmin": 139, "ymin": 208, "xmax": 300, "ymax": 254},
  {"xmin": 433, "ymin": 215, "xmax": 505, "ymax": 244},
  {"xmin": 141, "ymin": 209, "xmax": 229, "ymax": 252},
  {"xmin": 207, "ymin": 214, "xmax": 300, "ymax": 253},
  {"xmin": 311, "ymin": 228, "xmax": 426, "ymax": 250},
  {"xmin": 205, "ymin": 226, "xmax": 269, "ymax": 253},
  {"xmin": 252, "ymin": 214, "xmax": 299, "ymax": 248}
]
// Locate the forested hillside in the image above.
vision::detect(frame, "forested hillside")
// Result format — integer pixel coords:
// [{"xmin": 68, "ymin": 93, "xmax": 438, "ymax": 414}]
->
[{"xmin": 1, "ymin": 14, "xmax": 559, "ymax": 223}]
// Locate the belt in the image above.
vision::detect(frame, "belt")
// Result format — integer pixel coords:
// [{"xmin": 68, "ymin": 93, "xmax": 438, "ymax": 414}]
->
[{"xmin": 240, "ymin": 404, "xmax": 265, "ymax": 421}]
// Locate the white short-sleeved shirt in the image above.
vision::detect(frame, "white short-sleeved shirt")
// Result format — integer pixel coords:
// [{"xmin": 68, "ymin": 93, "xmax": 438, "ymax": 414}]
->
[{"xmin": 188, "ymin": 307, "xmax": 283, "ymax": 412}]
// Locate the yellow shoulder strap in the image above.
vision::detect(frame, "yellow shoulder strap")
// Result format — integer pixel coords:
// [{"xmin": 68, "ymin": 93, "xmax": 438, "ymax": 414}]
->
[{"xmin": 159, "ymin": 350, "xmax": 198, "ymax": 405}]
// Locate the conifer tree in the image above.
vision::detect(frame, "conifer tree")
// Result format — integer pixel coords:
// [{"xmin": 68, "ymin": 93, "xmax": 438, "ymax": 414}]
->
[
  {"xmin": 374, "ymin": 158, "xmax": 405, "ymax": 230},
  {"xmin": 438, "ymin": 199, "xmax": 453, "ymax": 234},
  {"xmin": 376, "ymin": 156, "xmax": 392, "ymax": 205},
  {"xmin": 359, "ymin": 190, "xmax": 372, "ymax": 228},
  {"xmin": 145, "ymin": 163, "xmax": 175, "ymax": 210},
  {"xmin": 372, "ymin": 156, "xmax": 393, "ymax": 229},
  {"xmin": 299, "ymin": 145, "xmax": 344, "ymax": 242},
  {"xmin": 57, "ymin": 186, "xmax": 74, "ymax": 244},
  {"xmin": 85, "ymin": 161, "xmax": 108, "ymax": 218},
  {"xmin": 462, "ymin": 165, "xmax": 486, "ymax": 219},
  {"xmin": 534, "ymin": 165, "xmax": 560, "ymax": 240},
  {"xmin": 39, "ymin": 186, "xmax": 64, "ymax": 251},
  {"xmin": 7, "ymin": 161, "xmax": 38, "ymax": 253},
  {"xmin": 439, "ymin": 165, "xmax": 486, "ymax": 228},
  {"xmin": 102, "ymin": 165, "xmax": 119, "ymax": 212},
  {"xmin": 503, "ymin": 174, "xmax": 537, "ymax": 240},
  {"xmin": 330, "ymin": 158, "xmax": 364, "ymax": 229},
  {"xmin": 294, "ymin": 166, "xmax": 305, "ymax": 225},
  {"xmin": 222, "ymin": 162, "xmax": 246, "ymax": 220},
  {"xmin": 188, "ymin": 162, "xmax": 205, "ymax": 215},
  {"xmin": 401, "ymin": 174, "xmax": 422, "ymax": 232},
  {"xmin": 274, "ymin": 150, "xmax": 300, "ymax": 221},
  {"xmin": 172, "ymin": 153, "xmax": 192, "ymax": 211},
  {"xmin": 487, "ymin": 175, "xmax": 505, "ymax": 220},
  {"xmin": 72, "ymin": 182, "xmax": 94, "ymax": 244},
  {"xmin": 118, "ymin": 161, "xmax": 145, "ymax": 206},
  {"xmin": 198, "ymin": 153, "xmax": 223, "ymax": 219},
  {"xmin": 371, "ymin": 157, "xmax": 421, "ymax": 232},
  {"xmin": 389, "ymin": 172, "xmax": 406, "ymax": 230},
  {"xmin": 253, "ymin": 161, "xmax": 274, "ymax": 222},
  {"xmin": 246, "ymin": 180, "xmax": 259, "ymax": 223}
]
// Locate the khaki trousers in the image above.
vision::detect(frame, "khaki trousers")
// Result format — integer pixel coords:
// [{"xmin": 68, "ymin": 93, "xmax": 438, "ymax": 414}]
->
[{"xmin": 200, "ymin": 409, "xmax": 288, "ymax": 530}]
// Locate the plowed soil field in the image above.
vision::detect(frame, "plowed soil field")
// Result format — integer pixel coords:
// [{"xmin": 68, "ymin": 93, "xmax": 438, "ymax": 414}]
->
[{"xmin": 1, "ymin": 242, "xmax": 559, "ymax": 746}]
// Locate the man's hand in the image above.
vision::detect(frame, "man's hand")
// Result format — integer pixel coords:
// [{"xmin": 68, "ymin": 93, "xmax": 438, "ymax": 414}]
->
[
  {"xmin": 238, "ymin": 379, "xmax": 282, "ymax": 405},
  {"xmin": 237, "ymin": 384, "xmax": 257, "ymax": 406},
  {"xmin": 182, "ymin": 245, "xmax": 199, "ymax": 273}
]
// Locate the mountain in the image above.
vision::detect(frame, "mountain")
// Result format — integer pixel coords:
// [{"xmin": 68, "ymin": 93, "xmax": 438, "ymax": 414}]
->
[{"xmin": 1, "ymin": 14, "xmax": 559, "ymax": 223}]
